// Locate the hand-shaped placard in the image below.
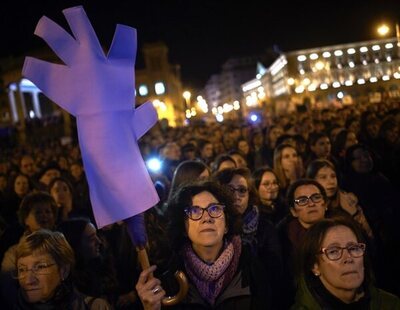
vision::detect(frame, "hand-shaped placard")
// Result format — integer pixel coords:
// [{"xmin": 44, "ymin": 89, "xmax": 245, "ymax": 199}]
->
[{"xmin": 23, "ymin": 6, "xmax": 159, "ymax": 228}]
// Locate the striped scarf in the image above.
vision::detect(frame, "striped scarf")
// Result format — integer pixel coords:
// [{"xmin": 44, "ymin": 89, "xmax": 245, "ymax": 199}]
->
[{"xmin": 182, "ymin": 235, "xmax": 242, "ymax": 305}]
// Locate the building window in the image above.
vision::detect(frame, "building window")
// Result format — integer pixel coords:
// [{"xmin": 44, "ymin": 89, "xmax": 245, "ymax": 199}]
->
[
  {"xmin": 138, "ymin": 84, "xmax": 149, "ymax": 96},
  {"xmin": 154, "ymin": 82, "xmax": 166, "ymax": 95}
]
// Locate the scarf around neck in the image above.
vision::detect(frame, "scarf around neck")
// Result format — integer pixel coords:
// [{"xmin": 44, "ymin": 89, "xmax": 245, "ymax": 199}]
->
[{"xmin": 182, "ymin": 235, "xmax": 242, "ymax": 306}]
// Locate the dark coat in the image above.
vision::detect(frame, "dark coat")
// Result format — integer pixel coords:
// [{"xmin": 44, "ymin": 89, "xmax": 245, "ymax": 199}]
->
[{"xmin": 162, "ymin": 245, "xmax": 272, "ymax": 310}]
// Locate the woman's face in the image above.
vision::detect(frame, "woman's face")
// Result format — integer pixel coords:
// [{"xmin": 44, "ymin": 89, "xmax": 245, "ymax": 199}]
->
[
  {"xmin": 50, "ymin": 180, "xmax": 72, "ymax": 207},
  {"xmin": 18, "ymin": 253, "xmax": 65, "ymax": 303},
  {"xmin": 228, "ymin": 174, "xmax": 249, "ymax": 215},
  {"xmin": 312, "ymin": 226, "xmax": 365, "ymax": 297},
  {"xmin": 311, "ymin": 137, "xmax": 331, "ymax": 159},
  {"xmin": 50, "ymin": 180, "xmax": 72, "ymax": 206},
  {"xmin": 24, "ymin": 203, "xmax": 56, "ymax": 232},
  {"xmin": 185, "ymin": 191, "xmax": 226, "ymax": 252},
  {"xmin": 14, "ymin": 175, "xmax": 30, "ymax": 197},
  {"xmin": 238, "ymin": 140, "xmax": 250, "ymax": 155},
  {"xmin": 345, "ymin": 132, "xmax": 358, "ymax": 150},
  {"xmin": 258, "ymin": 171, "xmax": 279, "ymax": 203},
  {"xmin": 269, "ymin": 127, "xmax": 283, "ymax": 146},
  {"xmin": 80, "ymin": 223, "xmax": 101, "ymax": 261},
  {"xmin": 231, "ymin": 154, "xmax": 247, "ymax": 168},
  {"xmin": 281, "ymin": 147, "xmax": 299, "ymax": 172},
  {"xmin": 315, "ymin": 166, "xmax": 338, "ymax": 198},
  {"xmin": 351, "ymin": 148, "xmax": 373, "ymax": 174},
  {"xmin": 290, "ymin": 184, "xmax": 326, "ymax": 228}
]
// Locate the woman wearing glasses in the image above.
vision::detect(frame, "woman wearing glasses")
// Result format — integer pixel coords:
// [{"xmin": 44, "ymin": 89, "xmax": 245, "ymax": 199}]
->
[
  {"xmin": 277, "ymin": 179, "xmax": 329, "ymax": 306},
  {"xmin": 14, "ymin": 229, "xmax": 110, "ymax": 309},
  {"xmin": 292, "ymin": 217, "xmax": 400, "ymax": 308},
  {"xmin": 136, "ymin": 181, "xmax": 271, "ymax": 309}
]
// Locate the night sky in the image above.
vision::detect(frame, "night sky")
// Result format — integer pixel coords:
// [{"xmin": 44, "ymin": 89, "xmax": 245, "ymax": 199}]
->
[{"xmin": 2, "ymin": 0, "xmax": 400, "ymax": 88}]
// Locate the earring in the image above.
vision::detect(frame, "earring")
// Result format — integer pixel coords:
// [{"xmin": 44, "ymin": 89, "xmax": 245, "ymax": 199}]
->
[{"xmin": 314, "ymin": 272, "xmax": 320, "ymax": 277}]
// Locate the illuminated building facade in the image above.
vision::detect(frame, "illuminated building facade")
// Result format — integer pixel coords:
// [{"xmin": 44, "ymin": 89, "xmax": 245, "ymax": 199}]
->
[
  {"xmin": 204, "ymin": 56, "xmax": 269, "ymax": 120},
  {"xmin": 242, "ymin": 37, "xmax": 400, "ymax": 115}
]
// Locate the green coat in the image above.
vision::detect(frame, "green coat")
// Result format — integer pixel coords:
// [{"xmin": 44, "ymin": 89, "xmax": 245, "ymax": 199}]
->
[{"xmin": 291, "ymin": 277, "xmax": 400, "ymax": 310}]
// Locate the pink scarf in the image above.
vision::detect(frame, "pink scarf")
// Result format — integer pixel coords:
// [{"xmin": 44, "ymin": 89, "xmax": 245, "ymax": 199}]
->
[{"xmin": 182, "ymin": 235, "xmax": 242, "ymax": 305}]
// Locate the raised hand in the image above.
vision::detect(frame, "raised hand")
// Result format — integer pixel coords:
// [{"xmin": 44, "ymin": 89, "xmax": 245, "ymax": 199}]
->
[{"xmin": 22, "ymin": 6, "xmax": 159, "ymax": 228}]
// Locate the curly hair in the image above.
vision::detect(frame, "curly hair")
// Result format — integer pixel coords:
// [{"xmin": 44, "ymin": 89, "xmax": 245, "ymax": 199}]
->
[{"xmin": 167, "ymin": 180, "xmax": 241, "ymax": 251}]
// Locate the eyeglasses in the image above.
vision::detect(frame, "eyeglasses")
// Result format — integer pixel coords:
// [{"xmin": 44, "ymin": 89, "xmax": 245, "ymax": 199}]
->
[
  {"xmin": 294, "ymin": 193, "xmax": 323, "ymax": 207},
  {"xmin": 184, "ymin": 203, "xmax": 225, "ymax": 221},
  {"xmin": 16, "ymin": 262, "xmax": 56, "ymax": 279},
  {"xmin": 320, "ymin": 243, "xmax": 366, "ymax": 261},
  {"xmin": 228, "ymin": 185, "xmax": 248, "ymax": 196}
]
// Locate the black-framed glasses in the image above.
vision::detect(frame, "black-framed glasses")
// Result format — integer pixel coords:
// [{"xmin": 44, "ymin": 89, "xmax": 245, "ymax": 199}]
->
[
  {"xmin": 320, "ymin": 243, "xmax": 366, "ymax": 261},
  {"xmin": 294, "ymin": 193, "xmax": 323, "ymax": 207},
  {"xmin": 228, "ymin": 185, "xmax": 248, "ymax": 196},
  {"xmin": 15, "ymin": 262, "xmax": 56, "ymax": 279},
  {"xmin": 184, "ymin": 203, "xmax": 225, "ymax": 221}
]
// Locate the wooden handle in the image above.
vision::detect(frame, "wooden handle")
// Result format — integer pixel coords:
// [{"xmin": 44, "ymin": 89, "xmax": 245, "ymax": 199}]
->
[{"xmin": 136, "ymin": 247, "xmax": 188, "ymax": 306}]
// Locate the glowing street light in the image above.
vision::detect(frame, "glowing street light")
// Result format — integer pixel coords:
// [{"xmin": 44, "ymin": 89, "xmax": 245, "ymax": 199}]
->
[
  {"xmin": 377, "ymin": 23, "xmax": 400, "ymax": 45},
  {"xmin": 182, "ymin": 90, "xmax": 191, "ymax": 109},
  {"xmin": 377, "ymin": 24, "xmax": 390, "ymax": 36}
]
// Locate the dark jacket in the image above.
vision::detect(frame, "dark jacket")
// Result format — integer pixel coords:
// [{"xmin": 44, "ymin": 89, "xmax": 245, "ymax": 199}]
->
[
  {"xmin": 163, "ymin": 245, "xmax": 271, "ymax": 309},
  {"xmin": 291, "ymin": 275, "xmax": 400, "ymax": 309}
]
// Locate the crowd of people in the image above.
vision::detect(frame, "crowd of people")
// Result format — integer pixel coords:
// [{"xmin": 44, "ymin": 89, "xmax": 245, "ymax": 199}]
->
[{"xmin": 0, "ymin": 98, "xmax": 399, "ymax": 309}]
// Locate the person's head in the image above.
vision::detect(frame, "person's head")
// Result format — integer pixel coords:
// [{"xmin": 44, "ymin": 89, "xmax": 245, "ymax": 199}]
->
[
  {"xmin": 168, "ymin": 160, "xmax": 210, "ymax": 201},
  {"xmin": 197, "ymin": 139, "xmax": 214, "ymax": 160},
  {"xmin": 160, "ymin": 142, "xmax": 181, "ymax": 161},
  {"xmin": 252, "ymin": 167, "xmax": 280, "ymax": 205},
  {"xmin": 20, "ymin": 155, "xmax": 36, "ymax": 177},
  {"xmin": 306, "ymin": 159, "xmax": 338, "ymax": 198},
  {"xmin": 237, "ymin": 138, "xmax": 250, "ymax": 155},
  {"xmin": 211, "ymin": 154, "xmax": 237, "ymax": 173},
  {"xmin": 287, "ymin": 179, "xmax": 327, "ymax": 228},
  {"xmin": 15, "ymin": 230, "xmax": 74, "ymax": 303},
  {"xmin": 18, "ymin": 192, "xmax": 58, "ymax": 233},
  {"xmin": 309, "ymin": 132, "xmax": 331, "ymax": 159},
  {"xmin": 181, "ymin": 143, "xmax": 197, "ymax": 161},
  {"xmin": 13, "ymin": 173, "xmax": 31, "ymax": 197},
  {"xmin": 300, "ymin": 218, "xmax": 369, "ymax": 302},
  {"xmin": 266, "ymin": 125, "xmax": 284, "ymax": 148},
  {"xmin": 213, "ymin": 167, "xmax": 257, "ymax": 215},
  {"xmin": 345, "ymin": 144, "xmax": 374, "ymax": 174},
  {"xmin": 332, "ymin": 129, "xmax": 358, "ymax": 159},
  {"xmin": 48, "ymin": 177, "xmax": 74, "ymax": 210},
  {"xmin": 38, "ymin": 163, "xmax": 61, "ymax": 187},
  {"xmin": 228, "ymin": 150, "xmax": 248, "ymax": 168},
  {"xmin": 168, "ymin": 181, "xmax": 240, "ymax": 253},
  {"xmin": 69, "ymin": 161, "xmax": 84, "ymax": 181},
  {"xmin": 379, "ymin": 116, "xmax": 399, "ymax": 145},
  {"xmin": 250, "ymin": 130, "xmax": 264, "ymax": 149},
  {"xmin": 58, "ymin": 218, "xmax": 102, "ymax": 264},
  {"xmin": 273, "ymin": 143, "xmax": 299, "ymax": 187}
]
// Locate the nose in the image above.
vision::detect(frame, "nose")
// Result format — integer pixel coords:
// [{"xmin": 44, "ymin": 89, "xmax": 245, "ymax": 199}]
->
[
  {"xmin": 342, "ymin": 248, "xmax": 354, "ymax": 262},
  {"xmin": 23, "ymin": 270, "xmax": 38, "ymax": 284}
]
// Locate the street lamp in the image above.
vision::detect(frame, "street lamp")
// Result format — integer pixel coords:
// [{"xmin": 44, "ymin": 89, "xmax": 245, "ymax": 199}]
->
[
  {"xmin": 377, "ymin": 22, "xmax": 400, "ymax": 45},
  {"xmin": 182, "ymin": 90, "xmax": 191, "ymax": 109}
]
